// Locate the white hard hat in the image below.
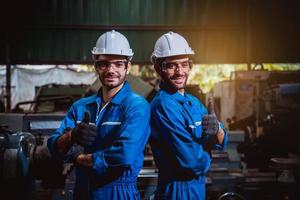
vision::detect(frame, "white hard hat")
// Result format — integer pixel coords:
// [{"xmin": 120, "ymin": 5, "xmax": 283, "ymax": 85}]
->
[
  {"xmin": 151, "ymin": 31, "xmax": 194, "ymax": 63},
  {"xmin": 91, "ymin": 30, "xmax": 134, "ymax": 59}
]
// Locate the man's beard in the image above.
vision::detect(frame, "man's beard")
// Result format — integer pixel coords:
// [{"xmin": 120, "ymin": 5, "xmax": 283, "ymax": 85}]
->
[
  {"xmin": 99, "ymin": 72, "xmax": 126, "ymax": 89},
  {"xmin": 162, "ymin": 74, "xmax": 188, "ymax": 93}
]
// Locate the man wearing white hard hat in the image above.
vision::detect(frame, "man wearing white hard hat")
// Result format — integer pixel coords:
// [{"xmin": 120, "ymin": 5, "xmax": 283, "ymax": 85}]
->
[
  {"xmin": 48, "ymin": 30, "xmax": 150, "ymax": 200},
  {"xmin": 150, "ymin": 32, "xmax": 228, "ymax": 199}
]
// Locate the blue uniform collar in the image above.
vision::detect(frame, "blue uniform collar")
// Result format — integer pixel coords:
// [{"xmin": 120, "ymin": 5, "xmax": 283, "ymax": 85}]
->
[
  {"xmin": 97, "ymin": 81, "xmax": 132, "ymax": 105},
  {"xmin": 160, "ymin": 82, "xmax": 190, "ymax": 104}
]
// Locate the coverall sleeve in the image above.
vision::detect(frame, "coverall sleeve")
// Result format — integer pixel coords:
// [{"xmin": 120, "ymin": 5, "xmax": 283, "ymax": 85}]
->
[
  {"xmin": 47, "ymin": 105, "xmax": 77, "ymax": 158},
  {"xmin": 151, "ymin": 101, "xmax": 210, "ymax": 176},
  {"xmin": 92, "ymin": 100, "xmax": 151, "ymax": 176},
  {"xmin": 215, "ymin": 122, "xmax": 228, "ymax": 150}
]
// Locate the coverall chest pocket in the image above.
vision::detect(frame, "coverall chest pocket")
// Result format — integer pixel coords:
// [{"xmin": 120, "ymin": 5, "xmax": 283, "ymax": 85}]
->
[
  {"xmin": 189, "ymin": 109, "xmax": 203, "ymax": 138},
  {"xmin": 97, "ymin": 106, "xmax": 123, "ymax": 138},
  {"xmin": 100, "ymin": 118, "xmax": 122, "ymax": 137},
  {"xmin": 195, "ymin": 121, "xmax": 203, "ymax": 138},
  {"xmin": 184, "ymin": 102, "xmax": 203, "ymax": 139}
]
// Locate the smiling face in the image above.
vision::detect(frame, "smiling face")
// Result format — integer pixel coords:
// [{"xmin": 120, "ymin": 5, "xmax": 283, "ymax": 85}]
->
[
  {"xmin": 157, "ymin": 55, "xmax": 191, "ymax": 94},
  {"xmin": 94, "ymin": 55, "xmax": 130, "ymax": 90}
]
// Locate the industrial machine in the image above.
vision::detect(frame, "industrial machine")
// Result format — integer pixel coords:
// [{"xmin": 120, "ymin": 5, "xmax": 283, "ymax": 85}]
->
[
  {"xmin": 0, "ymin": 82, "xmax": 93, "ymax": 199},
  {"xmin": 12, "ymin": 83, "xmax": 89, "ymax": 113},
  {"xmin": 229, "ymin": 71, "xmax": 300, "ymax": 170},
  {"xmin": 213, "ymin": 69, "xmax": 300, "ymax": 199},
  {"xmin": 0, "ymin": 113, "xmax": 73, "ymax": 200}
]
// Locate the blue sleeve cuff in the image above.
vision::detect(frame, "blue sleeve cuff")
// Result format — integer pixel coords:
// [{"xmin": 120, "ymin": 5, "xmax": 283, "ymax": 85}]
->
[
  {"xmin": 64, "ymin": 145, "xmax": 84, "ymax": 163},
  {"xmin": 213, "ymin": 123, "xmax": 228, "ymax": 150},
  {"xmin": 92, "ymin": 151, "xmax": 108, "ymax": 176},
  {"xmin": 47, "ymin": 133, "xmax": 61, "ymax": 158}
]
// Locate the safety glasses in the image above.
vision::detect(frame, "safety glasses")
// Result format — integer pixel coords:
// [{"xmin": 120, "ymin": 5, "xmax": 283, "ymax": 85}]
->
[
  {"xmin": 162, "ymin": 60, "xmax": 193, "ymax": 72},
  {"xmin": 94, "ymin": 60, "xmax": 128, "ymax": 71}
]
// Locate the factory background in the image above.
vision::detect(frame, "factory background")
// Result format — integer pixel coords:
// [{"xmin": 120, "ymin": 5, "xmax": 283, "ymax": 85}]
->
[{"xmin": 1, "ymin": 0, "xmax": 300, "ymax": 199}]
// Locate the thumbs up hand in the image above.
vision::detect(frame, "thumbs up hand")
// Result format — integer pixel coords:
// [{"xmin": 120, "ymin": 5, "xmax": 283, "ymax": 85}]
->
[
  {"xmin": 71, "ymin": 111, "xmax": 97, "ymax": 147},
  {"xmin": 202, "ymin": 98, "xmax": 219, "ymax": 135}
]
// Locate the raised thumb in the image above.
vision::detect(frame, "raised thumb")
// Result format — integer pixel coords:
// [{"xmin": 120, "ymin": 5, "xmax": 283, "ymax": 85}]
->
[
  {"xmin": 82, "ymin": 111, "xmax": 90, "ymax": 124},
  {"xmin": 207, "ymin": 97, "xmax": 215, "ymax": 115}
]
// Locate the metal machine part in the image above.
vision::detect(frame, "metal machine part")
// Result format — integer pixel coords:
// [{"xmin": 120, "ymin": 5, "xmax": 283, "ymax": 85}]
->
[
  {"xmin": 0, "ymin": 126, "xmax": 36, "ymax": 200},
  {"xmin": 218, "ymin": 192, "xmax": 246, "ymax": 200},
  {"xmin": 0, "ymin": 126, "xmax": 69, "ymax": 200},
  {"xmin": 0, "ymin": 127, "xmax": 35, "ymax": 180}
]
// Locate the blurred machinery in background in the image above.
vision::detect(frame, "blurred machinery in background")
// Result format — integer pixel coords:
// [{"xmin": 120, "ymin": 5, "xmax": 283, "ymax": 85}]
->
[
  {"xmin": 214, "ymin": 69, "xmax": 300, "ymax": 168},
  {"xmin": 0, "ymin": 83, "xmax": 89, "ymax": 200},
  {"xmin": 0, "ymin": 114, "xmax": 72, "ymax": 200},
  {"xmin": 239, "ymin": 80, "xmax": 300, "ymax": 170},
  {"xmin": 213, "ymin": 68, "xmax": 300, "ymax": 199},
  {"xmin": 12, "ymin": 84, "xmax": 90, "ymax": 113}
]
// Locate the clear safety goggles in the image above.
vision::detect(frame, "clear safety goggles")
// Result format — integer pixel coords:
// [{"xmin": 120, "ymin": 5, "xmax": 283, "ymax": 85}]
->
[
  {"xmin": 162, "ymin": 60, "xmax": 193, "ymax": 72},
  {"xmin": 94, "ymin": 60, "xmax": 128, "ymax": 71}
]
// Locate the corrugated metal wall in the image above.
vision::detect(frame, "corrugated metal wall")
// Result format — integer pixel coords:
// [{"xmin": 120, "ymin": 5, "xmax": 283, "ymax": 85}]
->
[{"xmin": 1, "ymin": 0, "xmax": 300, "ymax": 64}]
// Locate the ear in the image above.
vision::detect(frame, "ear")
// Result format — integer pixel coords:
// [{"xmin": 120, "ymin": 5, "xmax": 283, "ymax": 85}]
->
[
  {"xmin": 94, "ymin": 65, "xmax": 100, "ymax": 74},
  {"xmin": 126, "ymin": 62, "xmax": 131, "ymax": 75},
  {"xmin": 154, "ymin": 64, "xmax": 162, "ymax": 76}
]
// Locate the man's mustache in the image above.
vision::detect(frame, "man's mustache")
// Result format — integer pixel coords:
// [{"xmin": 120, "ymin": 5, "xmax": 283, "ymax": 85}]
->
[
  {"xmin": 103, "ymin": 72, "xmax": 120, "ymax": 78},
  {"xmin": 170, "ymin": 75, "xmax": 186, "ymax": 80}
]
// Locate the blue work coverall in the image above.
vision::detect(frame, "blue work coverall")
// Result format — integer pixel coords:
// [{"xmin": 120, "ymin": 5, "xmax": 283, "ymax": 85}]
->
[
  {"xmin": 150, "ymin": 85, "xmax": 228, "ymax": 200},
  {"xmin": 48, "ymin": 82, "xmax": 151, "ymax": 200}
]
